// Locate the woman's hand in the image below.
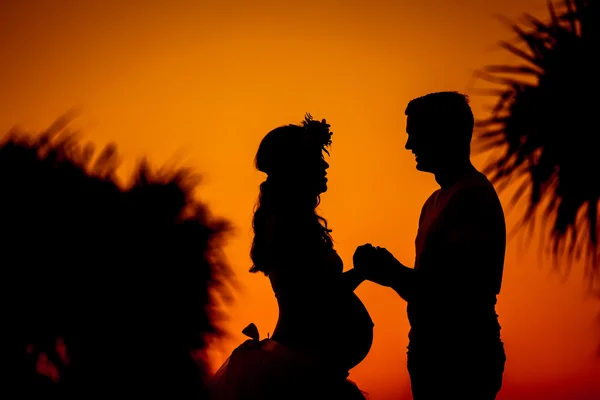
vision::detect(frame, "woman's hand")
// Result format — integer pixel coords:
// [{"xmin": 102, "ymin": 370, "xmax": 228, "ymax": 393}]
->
[
  {"xmin": 353, "ymin": 243, "xmax": 378, "ymax": 275},
  {"xmin": 354, "ymin": 244, "xmax": 404, "ymax": 288}
]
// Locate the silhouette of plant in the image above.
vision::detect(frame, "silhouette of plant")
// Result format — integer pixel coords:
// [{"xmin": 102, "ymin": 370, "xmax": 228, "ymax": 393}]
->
[
  {"xmin": 1, "ymin": 113, "xmax": 234, "ymax": 398},
  {"xmin": 474, "ymin": 0, "xmax": 599, "ymax": 287},
  {"xmin": 474, "ymin": 0, "xmax": 600, "ymax": 358}
]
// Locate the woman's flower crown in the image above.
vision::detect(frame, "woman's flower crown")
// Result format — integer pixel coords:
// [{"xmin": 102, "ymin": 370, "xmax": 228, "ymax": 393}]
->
[{"xmin": 301, "ymin": 113, "xmax": 333, "ymax": 155}]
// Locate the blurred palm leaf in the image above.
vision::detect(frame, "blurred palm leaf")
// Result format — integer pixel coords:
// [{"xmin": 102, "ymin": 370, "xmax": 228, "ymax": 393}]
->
[
  {"xmin": 474, "ymin": 0, "xmax": 600, "ymax": 288},
  {"xmin": 0, "ymin": 114, "xmax": 237, "ymax": 398}
]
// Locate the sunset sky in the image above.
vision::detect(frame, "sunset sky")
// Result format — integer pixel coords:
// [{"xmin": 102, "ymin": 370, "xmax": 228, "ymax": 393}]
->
[{"xmin": 1, "ymin": 1, "xmax": 598, "ymax": 399}]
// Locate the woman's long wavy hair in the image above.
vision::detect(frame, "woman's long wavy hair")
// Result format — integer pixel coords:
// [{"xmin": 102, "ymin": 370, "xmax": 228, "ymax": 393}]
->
[{"xmin": 250, "ymin": 116, "xmax": 333, "ymax": 275}]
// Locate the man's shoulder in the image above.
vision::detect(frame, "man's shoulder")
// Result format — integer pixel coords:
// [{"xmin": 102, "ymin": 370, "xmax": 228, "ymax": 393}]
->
[
  {"xmin": 448, "ymin": 171, "xmax": 505, "ymax": 223},
  {"xmin": 454, "ymin": 170, "xmax": 500, "ymax": 200},
  {"xmin": 418, "ymin": 189, "xmax": 442, "ymax": 223},
  {"xmin": 427, "ymin": 188, "xmax": 442, "ymax": 200},
  {"xmin": 422, "ymin": 189, "xmax": 442, "ymax": 209}
]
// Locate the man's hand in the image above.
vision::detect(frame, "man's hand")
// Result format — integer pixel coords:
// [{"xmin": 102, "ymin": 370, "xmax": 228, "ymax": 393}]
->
[{"xmin": 353, "ymin": 244, "xmax": 404, "ymax": 288}]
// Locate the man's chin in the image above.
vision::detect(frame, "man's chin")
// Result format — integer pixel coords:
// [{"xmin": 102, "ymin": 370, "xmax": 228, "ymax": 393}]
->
[{"xmin": 415, "ymin": 162, "xmax": 434, "ymax": 174}]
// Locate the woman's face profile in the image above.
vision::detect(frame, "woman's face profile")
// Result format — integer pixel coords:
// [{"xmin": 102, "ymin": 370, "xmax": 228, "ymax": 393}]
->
[
  {"xmin": 302, "ymin": 148, "xmax": 329, "ymax": 195},
  {"xmin": 280, "ymin": 146, "xmax": 329, "ymax": 195}
]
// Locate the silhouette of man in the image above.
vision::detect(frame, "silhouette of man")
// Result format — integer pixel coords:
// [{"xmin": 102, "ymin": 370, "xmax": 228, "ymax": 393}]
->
[{"xmin": 354, "ymin": 91, "xmax": 506, "ymax": 400}]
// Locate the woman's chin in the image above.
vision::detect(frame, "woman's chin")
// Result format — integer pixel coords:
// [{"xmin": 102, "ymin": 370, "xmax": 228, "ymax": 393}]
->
[{"xmin": 318, "ymin": 182, "xmax": 328, "ymax": 194}]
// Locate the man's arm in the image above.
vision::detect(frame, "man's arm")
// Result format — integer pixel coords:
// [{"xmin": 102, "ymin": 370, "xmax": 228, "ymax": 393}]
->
[{"xmin": 388, "ymin": 258, "xmax": 416, "ymax": 302}]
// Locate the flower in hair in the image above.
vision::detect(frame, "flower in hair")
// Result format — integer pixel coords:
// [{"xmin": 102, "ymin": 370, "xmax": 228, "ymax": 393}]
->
[{"xmin": 301, "ymin": 113, "xmax": 333, "ymax": 155}]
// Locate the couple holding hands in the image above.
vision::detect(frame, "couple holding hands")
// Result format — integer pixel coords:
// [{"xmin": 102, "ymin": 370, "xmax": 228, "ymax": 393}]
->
[{"xmin": 209, "ymin": 91, "xmax": 506, "ymax": 400}]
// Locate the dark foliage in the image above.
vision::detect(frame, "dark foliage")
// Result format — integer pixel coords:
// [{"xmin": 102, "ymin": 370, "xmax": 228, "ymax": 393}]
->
[
  {"xmin": 474, "ymin": 0, "xmax": 600, "ymax": 358},
  {"xmin": 1, "ymin": 114, "xmax": 233, "ymax": 398},
  {"xmin": 474, "ymin": 0, "xmax": 599, "ymax": 288}
]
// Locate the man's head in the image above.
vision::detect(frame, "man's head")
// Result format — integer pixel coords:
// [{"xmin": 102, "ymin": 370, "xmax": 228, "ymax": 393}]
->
[{"xmin": 404, "ymin": 91, "xmax": 474, "ymax": 174}]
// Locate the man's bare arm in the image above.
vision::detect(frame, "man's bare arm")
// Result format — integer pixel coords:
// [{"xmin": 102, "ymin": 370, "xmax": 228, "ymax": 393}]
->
[
  {"xmin": 361, "ymin": 247, "xmax": 416, "ymax": 302},
  {"xmin": 387, "ymin": 257, "xmax": 416, "ymax": 302}
]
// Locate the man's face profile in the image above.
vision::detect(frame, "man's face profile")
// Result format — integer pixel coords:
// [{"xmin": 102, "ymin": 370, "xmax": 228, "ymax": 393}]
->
[{"xmin": 405, "ymin": 114, "xmax": 440, "ymax": 173}]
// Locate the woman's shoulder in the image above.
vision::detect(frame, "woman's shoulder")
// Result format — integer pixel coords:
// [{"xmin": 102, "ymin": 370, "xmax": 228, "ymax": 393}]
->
[{"xmin": 324, "ymin": 248, "xmax": 343, "ymax": 270}]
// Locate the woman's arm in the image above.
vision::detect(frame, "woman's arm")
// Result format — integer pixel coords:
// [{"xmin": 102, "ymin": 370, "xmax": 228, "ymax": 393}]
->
[{"xmin": 342, "ymin": 268, "xmax": 366, "ymax": 292}]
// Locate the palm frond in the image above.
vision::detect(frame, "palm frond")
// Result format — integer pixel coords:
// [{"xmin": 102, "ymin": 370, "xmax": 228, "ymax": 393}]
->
[
  {"xmin": 482, "ymin": 65, "xmax": 543, "ymax": 75},
  {"xmin": 473, "ymin": 0, "xmax": 600, "ymax": 286},
  {"xmin": 1, "ymin": 113, "xmax": 236, "ymax": 398}
]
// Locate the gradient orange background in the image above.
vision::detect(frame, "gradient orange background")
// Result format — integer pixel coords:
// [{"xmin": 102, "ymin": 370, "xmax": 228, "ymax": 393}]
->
[{"xmin": 1, "ymin": 1, "xmax": 598, "ymax": 399}]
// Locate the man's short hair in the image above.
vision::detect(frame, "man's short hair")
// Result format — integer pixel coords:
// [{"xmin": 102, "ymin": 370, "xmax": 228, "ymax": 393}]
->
[{"xmin": 405, "ymin": 91, "xmax": 475, "ymax": 147}]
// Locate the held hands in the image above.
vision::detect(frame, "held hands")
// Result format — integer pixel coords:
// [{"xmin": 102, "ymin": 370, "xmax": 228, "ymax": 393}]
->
[{"xmin": 353, "ymin": 243, "xmax": 401, "ymax": 288}]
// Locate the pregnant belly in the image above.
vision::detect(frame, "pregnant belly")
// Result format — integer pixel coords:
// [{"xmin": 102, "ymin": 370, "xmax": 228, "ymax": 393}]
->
[
  {"xmin": 273, "ymin": 292, "xmax": 374, "ymax": 372},
  {"xmin": 329, "ymin": 292, "xmax": 374, "ymax": 371}
]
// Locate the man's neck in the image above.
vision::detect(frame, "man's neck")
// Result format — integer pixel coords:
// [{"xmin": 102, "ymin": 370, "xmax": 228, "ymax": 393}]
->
[{"xmin": 434, "ymin": 159, "xmax": 475, "ymax": 189}]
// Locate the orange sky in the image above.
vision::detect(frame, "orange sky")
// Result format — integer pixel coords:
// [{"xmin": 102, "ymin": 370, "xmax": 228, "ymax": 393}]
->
[{"xmin": 1, "ymin": 1, "xmax": 598, "ymax": 399}]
